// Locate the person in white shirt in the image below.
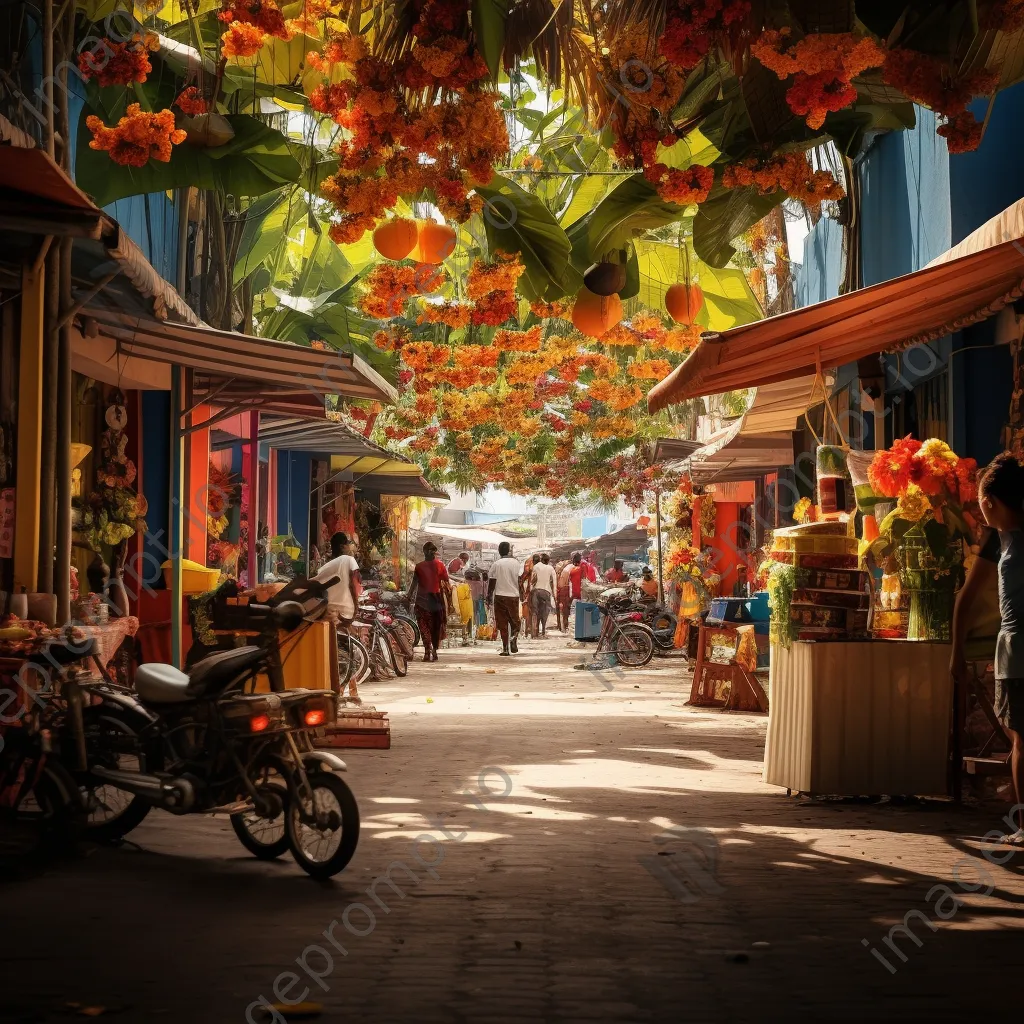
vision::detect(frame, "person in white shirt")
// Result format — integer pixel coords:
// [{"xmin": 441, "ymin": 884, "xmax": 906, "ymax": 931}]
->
[
  {"xmin": 486, "ymin": 541, "xmax": 523, "ymax": 656},
  {"xmin": 315, "ymin": 532, "xmax": 362, "ymax": 697},
  {"xmin": 530, "ymin": 552, "xmax": 557, "ymax": 638}
]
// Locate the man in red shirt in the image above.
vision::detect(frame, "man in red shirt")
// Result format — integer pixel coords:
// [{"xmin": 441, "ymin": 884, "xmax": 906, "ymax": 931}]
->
[
  {"xmin": 604, "ymin": 559, "xmax": 627, "ymax": 583},
  {"xmin": 567, "ymin": 552, "xmax": 593, "ymax": 601},
  {"xmin": 447, "ymin": 551, "xmax": 469, "ymax": 576}
]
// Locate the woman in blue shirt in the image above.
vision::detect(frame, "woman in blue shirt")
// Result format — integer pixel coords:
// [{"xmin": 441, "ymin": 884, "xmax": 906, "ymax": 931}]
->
[{"xmin": 979, "ymin": 453, "xmax": 1024, "ymax": 844}]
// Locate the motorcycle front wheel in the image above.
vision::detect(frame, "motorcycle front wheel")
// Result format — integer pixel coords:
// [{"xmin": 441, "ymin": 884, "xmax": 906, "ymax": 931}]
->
[
  {"xmin": 286, "ymin": 772, "xmax": 360, "ymax": 880},
  {"xmin": 231, "ymin": 781, "xmax": 290, "ymax": 860}
]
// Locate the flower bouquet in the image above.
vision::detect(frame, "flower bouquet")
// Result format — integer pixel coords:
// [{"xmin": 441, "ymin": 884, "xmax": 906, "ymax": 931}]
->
[
  {"xmin": 866, "ymin": 437, "xmax": 978, "ymax": 640},
  {"xmin": 665, "ymin": 543, "xmax": 720, "ymax": 611}
]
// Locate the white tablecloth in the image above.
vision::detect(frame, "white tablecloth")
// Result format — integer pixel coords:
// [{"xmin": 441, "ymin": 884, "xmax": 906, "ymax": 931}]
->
[{"xmin": 763, "ymin": 640, "xmax": 952, "ymax": 797}]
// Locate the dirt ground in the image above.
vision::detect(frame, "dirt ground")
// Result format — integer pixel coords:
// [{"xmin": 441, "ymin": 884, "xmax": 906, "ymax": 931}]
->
[{"xmin": 2, "ymin": 633, "xmax": 1023, "ymax": 1023}]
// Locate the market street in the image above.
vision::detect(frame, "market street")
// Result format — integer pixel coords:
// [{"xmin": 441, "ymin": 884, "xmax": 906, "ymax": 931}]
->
[{"xmin": 2, "ymin": 638, "xmax": 1023, "ymax": 1023}]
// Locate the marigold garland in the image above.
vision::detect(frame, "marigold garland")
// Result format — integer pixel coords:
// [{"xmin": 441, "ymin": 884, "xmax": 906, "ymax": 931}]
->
[
  {"xmin": 86, "ymin": 104, "xmax": 186, "ymax": 167},
  {"xmin": 78, "ymin": 36, "xmax": 155, "ymax": 86},
  {"xmin": 722, "ymin": 151, "xmax": 845, "ymax": 203},
  {"xmin": 174, "ymin": 87, "xmax": 208, "ymax": 115},
  {"xmin": 751, "ymin": 29, "xmax": 886, "ymax": 130}
]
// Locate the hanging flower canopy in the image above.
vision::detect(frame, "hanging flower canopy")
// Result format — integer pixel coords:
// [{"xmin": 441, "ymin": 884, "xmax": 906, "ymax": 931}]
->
[{"xmin": 66, "ymin": 0, "xmax": 1024, "ymax": 501}]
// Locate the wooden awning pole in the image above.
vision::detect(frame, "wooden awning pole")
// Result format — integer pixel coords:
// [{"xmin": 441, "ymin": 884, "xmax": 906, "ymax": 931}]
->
[
  {"xmin": 169, "ymin": 366, "xmax": 185, "ymax": 668},
  {"xmin": 655, "ymin": 490, "xmax": 664, "ymax": 605}
]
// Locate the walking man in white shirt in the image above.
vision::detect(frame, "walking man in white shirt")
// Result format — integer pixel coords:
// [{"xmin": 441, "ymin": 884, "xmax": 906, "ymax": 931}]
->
[
  {"xmin": 530, "ymin": 552, "xmax": 557, "ymax": 638},
  {"xmin": 487, "ymin": 541, "xmax": 523, "ymax": 656}
]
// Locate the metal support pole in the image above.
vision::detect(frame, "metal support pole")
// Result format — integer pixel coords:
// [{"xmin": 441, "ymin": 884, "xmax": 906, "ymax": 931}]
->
[
  {"xmin": 169, "ymin": 366, "xmax": 185, "ymax": 668},
  {"xmin": 655, "ymin": 490, "xmax": 664, "ymax": 606}
]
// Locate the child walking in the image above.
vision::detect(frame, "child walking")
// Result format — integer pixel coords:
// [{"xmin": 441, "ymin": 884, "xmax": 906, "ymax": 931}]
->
[{"xmin": 978, "ymin": 453, "xmax": 1024, "ymax": 843}]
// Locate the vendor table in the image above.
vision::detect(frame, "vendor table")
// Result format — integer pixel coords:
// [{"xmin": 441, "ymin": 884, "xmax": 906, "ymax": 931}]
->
[
  {"xmin": 763, "ymin": 640, "xmax": 952, "ymax": 797},
  {"xmin": 81, "ymin": 617, "xmax": 140, "ymax": 682}
]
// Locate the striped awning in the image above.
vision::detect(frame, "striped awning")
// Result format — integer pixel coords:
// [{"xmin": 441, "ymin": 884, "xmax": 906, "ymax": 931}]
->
[
  {"xmin": 651, "ymin": 437, "xmax": 703, "ymax": 464},
  {"xmin": 683, "ymin": 419, "xmax": 793, "ymax": 485},
  {"xmin": 361, "ymin": 475, "xmax": 449, "ymax": 500},
  {"xmin": 84, "ymin": 308, "xmax": 396, "ymax": 403}
]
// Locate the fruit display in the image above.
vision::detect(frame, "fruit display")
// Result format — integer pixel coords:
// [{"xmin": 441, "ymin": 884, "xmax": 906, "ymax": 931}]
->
[{"xmin": 0, "ymin": 614, "xmax": 77, "ymax": 659}]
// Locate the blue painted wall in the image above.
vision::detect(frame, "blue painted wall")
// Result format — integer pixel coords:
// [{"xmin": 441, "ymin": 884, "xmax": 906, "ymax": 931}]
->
[
  {"xmin": 859, "ymin": 105, "xmax": 951, "ymax": 286},
  {"xmin": 275, "ymin": 451, "xmax": 312, "ymax": 550},
  {"xmin": 793, "ymin": 215, "xmax": 844, "ymax": 308},
  {"xmin": 141, "ymin": 390, "xmax": 170, "ymax": 587},
  {"xmin": 949, "ymin": 84, "xmax": 1024, "ymax": 245}
]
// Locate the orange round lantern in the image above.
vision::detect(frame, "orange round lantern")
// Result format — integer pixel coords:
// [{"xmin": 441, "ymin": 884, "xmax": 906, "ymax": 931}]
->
[
  {"xmin": 862, "ymin": 514, "xmax": 880, "ymax": 543},
  {"xmin": 572, "ymin": 287, "xmax": 623, "ymax": 338},
  {"xmin": 414, "ymin": 220, "xmax": 457, "ymax": 264},
  {"xmin": 373, "ymin": 218, "xmax": 418, "ymax": 261},
  {"xmin": 665, "ymin": 282, "xmax": 704, "ymax": 324}
]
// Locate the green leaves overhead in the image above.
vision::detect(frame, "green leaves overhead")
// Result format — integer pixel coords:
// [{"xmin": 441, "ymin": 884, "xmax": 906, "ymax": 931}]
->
[
  {"xmin": 475, "ymin": 174, "xmax": 573, "ymax": 301},
  {"xmin": 473, "ymin": 0, "xmax": 512, "ymax": 81},
  {"xmin": 633, "ymin": 240, "xmax": 762, "ymax": 331},
  {"xmin": 76, "ymin": 112, "xmax": 302, "ymax": 206},
  {"xmin": 692, "ymin": 185, "xmax": 786, "ymax": 268}
]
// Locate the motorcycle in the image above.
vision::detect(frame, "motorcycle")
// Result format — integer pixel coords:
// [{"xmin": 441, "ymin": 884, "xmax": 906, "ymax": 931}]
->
[{"xmin": 58, "ymin": 579, "xmax": 359, "ymax": 880}]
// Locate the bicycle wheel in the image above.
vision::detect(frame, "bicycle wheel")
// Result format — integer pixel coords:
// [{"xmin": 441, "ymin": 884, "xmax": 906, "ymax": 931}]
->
[
  {"xmin": 370, "ymin": 632, "xmax": 394, "ymax": 680},
  {"xmin": 338, "ymin": 633, "xmax": 370, "ymax": 688},
  {"xmin": 390, "ymin": 616, "xmax": 416, "ymax": 658},
  {"xmin": 385, "ymin": 628, "xmax": 408, "ymax": 677},
  {"xmin": 395, "ymin": 612, "xmax": 420, "ymax": 648},
  {"xmin": 609, "ymin": 623, "xmax": 655, "ymax": 667}
]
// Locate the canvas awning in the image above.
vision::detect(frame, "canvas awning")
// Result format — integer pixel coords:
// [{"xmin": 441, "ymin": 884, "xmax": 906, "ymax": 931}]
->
[
  {"xmin": 359, "ymin": 475, "xmax": 449, "ymax": 500},
  {"xmin": 651, "ymin": 437, "xmax": 703, "ymax": 464},
  {"xmin": 82, "ymin": 308, "xmax": 396, "ymax": 403},
  {"xmin": 0, "ymin": 145, "xmax": 105, "ymax": 239},
  {"xmin": 421, "ymin": 524, "xmax": 514, "ymax": 545},
  {"xmin": 647, "ymin": 197, "xmax": 1024, "ymax": 409},
  {"xmin": 682, "ymin": 419, "xmax": 793, "ymax": 486},
  {"xmin": 258, "ymin": 416, "xmax": 422, "ymax": 477}
]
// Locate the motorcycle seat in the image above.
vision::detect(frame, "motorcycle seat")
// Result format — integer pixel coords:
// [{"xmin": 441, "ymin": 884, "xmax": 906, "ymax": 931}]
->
[
  {"xmin": 136, "ymin": 663, "xmax": 192, "ymax": 703},
  {"xmin": 186, "ymin": 645, "xmax": 264, "ymax": 697}
]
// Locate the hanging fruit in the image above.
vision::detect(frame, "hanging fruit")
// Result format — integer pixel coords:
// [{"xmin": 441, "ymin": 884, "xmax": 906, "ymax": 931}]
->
[
  {"xmin": 665, "ymin": 282, "xmax": 704, "ymax": 325},
  {"xmin": 182, "ymin": 113, "xmax": 235, "ymax": 148},
  {"xmin": 414, "ymin": 221, "xmax": 457, "ymax": 265},
  {"xmin": 572, "ymin": 287, "xmax": 623, "ymax": 338},
  {"xmin": 583, "ymin": 257, "xmax": 627, "ymax": 296},
  {"xmin": 373, "ymin": 218, "xmax": 419, "ymax": 261}
]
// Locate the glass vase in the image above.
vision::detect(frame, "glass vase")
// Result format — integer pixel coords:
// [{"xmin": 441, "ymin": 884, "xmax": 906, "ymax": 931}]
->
[
  {"xmin": 907, "ymin": 587, "xmax": 955, "ymax": 642},
  {"xmin": 898, "ymin": 526, "xmax": 962, "ymax": 642}
]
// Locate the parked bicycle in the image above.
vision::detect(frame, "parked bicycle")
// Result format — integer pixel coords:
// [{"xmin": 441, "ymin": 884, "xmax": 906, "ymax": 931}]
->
[{"xmin": 592, "ymin": 588, "xmax": 656, "ymax": 667}]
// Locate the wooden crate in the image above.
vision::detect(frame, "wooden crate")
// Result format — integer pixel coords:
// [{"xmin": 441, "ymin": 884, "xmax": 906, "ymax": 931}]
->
[{"xmin": 316, "ymin": 710, "xmax": 391, "ymax": 749}]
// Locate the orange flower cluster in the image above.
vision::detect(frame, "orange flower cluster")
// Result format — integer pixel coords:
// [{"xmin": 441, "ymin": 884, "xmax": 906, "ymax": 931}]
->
[
  {"xmin": 309, "ymin": 12, "xmax": 509, "ymax": 243},
  {"xmin": 868, "ymin": 437, "xmax": 977, "ymax": 506},
  {"xmin": 506, "ymin": 354, "xmax": 558, "ymax": 386},
  {"xmin": 660, "ymin": 0, "xmax": 751, "ymax": 70},
  {"xmin": 984, "ymin": 0, "xmax": 1024, "ymax": 30},
  {"xmin": 883, "ymin": 49, "xmax": 999, "ymax": 153},
  {"xmin": 453, "ymin": 345, "xmax": 500, "ymax": 369},
  {"xmin": 359, "ymin": 264, "xmax": 445, "ymax": 319},
  {"xmin": 582, "ymin": 352, "xmax": 620, "ymax": 378},
  {"xmin": 373, "ymin": 327, "xmax": 411, "ymax": 351},
  {"xmin": 591, "ymin": 415, "xmax": 638, "ymax": 440},
  {"xmin": 494, "ymin": 326, "xmax": 542, "ymax": 352},
  {"xmin": 751, "ymin": 30, "xmax": 886, "ymax": 129},
  {"xmin": 418, "ymin": 302, "xmax": 473, "ymax": 328},
  {"xmin": 222, "ymin": 22, "xmax": 267, "ymax": 58},
  {"xmin": 174, "ymin": 87, "xmax": 208, "ymax": 115},
  {"xmin": 466, "ymin": 254, "xmax": 525, "ymax": 299},
  {"xmin": 722, "ymin": 152, "xmax": 845, "ymax": 203},
  {"xmin": 219, "ymin": 0, "xmax": 290, "ymax": 38},
  {"xmin": 627, "ymin": 359, "xmax": 673, "ymax": 380},
  {"xmin": 78, "ymin": 36, "xmax": 154, "ymax": 86},
  {"xmin": 605, "ymin": 382, "xmax": 644, "ymax": 411},
  {"xmin": 529, "ymin": 299, "xmax": 571, "ymax": 319},
  {"xmin": 402, "ymin": 341, "xmax": 447, "ymax": 372},
  {"xmin": 427, "ymin": 456, "xmax": 450, "ymax": 472},
  {"xmin": 645, "ymin": 163, "xmax": 715, "ymax": 206},
  {"xmin": 86, "ymin": 104, "xmax": 186, "ymax": 167}
]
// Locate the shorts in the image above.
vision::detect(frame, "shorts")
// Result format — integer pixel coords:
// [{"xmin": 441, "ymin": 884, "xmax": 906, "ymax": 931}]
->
[{"xmin": 995, "ymin": 678, "xmax": 1024, "ymax": 733}]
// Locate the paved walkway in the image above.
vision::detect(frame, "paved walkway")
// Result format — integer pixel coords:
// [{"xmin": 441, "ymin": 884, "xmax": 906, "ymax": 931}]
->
[{"xmin": 3, "ymin": 635, "xmax": 1024, "ymax": 1023}]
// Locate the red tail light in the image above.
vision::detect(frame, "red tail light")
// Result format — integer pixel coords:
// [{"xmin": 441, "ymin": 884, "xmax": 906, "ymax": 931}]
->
[
  {"xmin": 304, "ymin": 709, "xmax": 326, "ymax": 727},
  {"xmin": 250, "ymin": 714, "xmax": 270, "ymax": 733},
  {"xmin": 380, "ymin": 614, "xmax": 393, "ymax": 625},
  {"xmin": 628, "ymin": 612, "xmax": 643, "ymax": 622}
]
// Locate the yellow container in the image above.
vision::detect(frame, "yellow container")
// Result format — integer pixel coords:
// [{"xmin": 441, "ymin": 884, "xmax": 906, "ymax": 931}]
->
[{"xmin": 161, "ymin": 558, "xmax": 221, "ymax": 594}]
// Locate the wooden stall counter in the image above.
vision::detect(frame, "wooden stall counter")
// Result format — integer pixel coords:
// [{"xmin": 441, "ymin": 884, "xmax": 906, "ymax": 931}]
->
[
  {"xmin": 252, "ymin": 620, "xmax": 339, "ymax": 694},
  {"xmin": 763, "ymin": 639, "xmax": 952, "ymax": 798}
]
